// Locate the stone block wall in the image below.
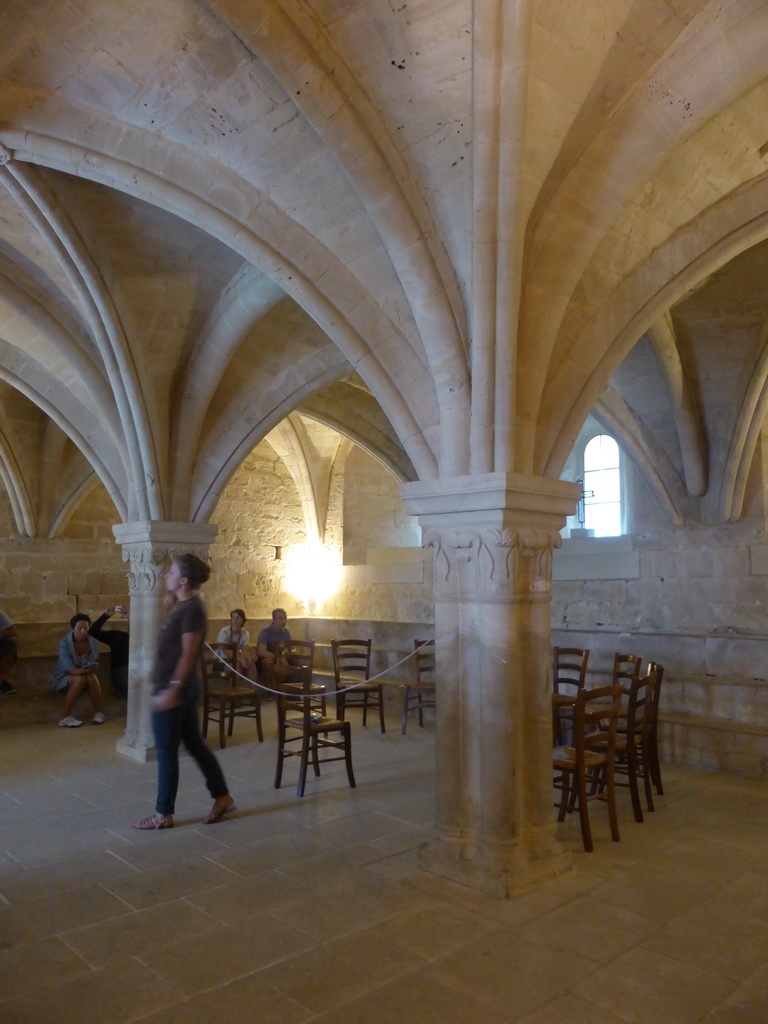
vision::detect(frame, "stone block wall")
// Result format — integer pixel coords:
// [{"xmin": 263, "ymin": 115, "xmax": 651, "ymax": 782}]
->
[
  {"xmin": 205, "ymin": 437, "xmax": 433, "ymax": 624},
  {"xmin": 0, "ymin": 485, "xmax": 129, "ymax": 625}
]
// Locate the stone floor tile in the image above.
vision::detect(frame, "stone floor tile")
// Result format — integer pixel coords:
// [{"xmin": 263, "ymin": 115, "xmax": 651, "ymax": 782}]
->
[
  {"xmin": 572, "ymin": 946, "xmax": 736, "ymax": 1024},
  {"xmin": 104, "ymin": 827, "xmax": 230, "ymax": 870},
  {"xmin": 0, "ymin": 883, "xmax": 130, "ymax": 947},
  {"xmin": 259, "ymin": 930, "xmax": 424, "ymax": 1014},
  {"xmin": 136, "ymin": 971, "xmax": 314, "ymax": 1024},
  {"xmin": 642, "ymin": 836, "xmax": 760, "ymax": 885},
  {"xmin": 515, "ymin": 894, "xmax": 660, "ymax": 963},
  {"xmin": 424, "ymin": 929, "xmax": 601, "ymax": 1020},
  {"xmin": 589, "ymin": 865, "xmax": 721, "ymax": 921},
  {"xmin": 184, "ymin": 868, "xmax": 318, "ymax": 924},
  {"xmin": 0, "ymin": 850, "xmax": 138, "ymax": 906},
  {"xmin": 516, "ymin": 992, "xmax": 632, "ymax": 1024},
  {"xmin": 3, "ymin": 723, "xmax": 768, "ymax": 1024},
  {"xmin": 0, "ymin": 956, "xmax": 182, "ymax": 1024},
  {"xmin": 309, "ymin": 972, "xmax": 494, "ymax": 1024},
  {"xmin": 0, "ymin": 936, "xmax": 91, "ymax": 1001},
  {"xmin": 307, "ymin": 810, "xmax": 421, "ymax": 847},
  {"xmin": 367, "ymin": 901, "xmax": 501, "ymax": 959},
  {"xmin": 269, "ymin": 884, "xmax": 439, "ymax": 943},
  {"xmin": 100, "ymin": 853, "xmax": 239, "ymax": 909},
  {"xmin": 641, "ymin": 899, "xmax": 768, "ymax": 981},
  {"xmin": 0, "ymin": 826, "xmax": 130, "ymax": 871},
  {"xmin": 711, "ymin": 870, "xmax": 768, "ymax": 922},
  {"xmin": 148, "ymin": 913, "xmax": 317, "ymax": 995},
  {"xmin": 203, "ymin": 828, "xmax": 337, "ymax": 876},
  {"xmin": 699, "ymin": 963, "xmax": 768, "ymax": 1024},
  {"xmin": 61, "ymin": 897, "xmax": 220, "ymax": 968}
]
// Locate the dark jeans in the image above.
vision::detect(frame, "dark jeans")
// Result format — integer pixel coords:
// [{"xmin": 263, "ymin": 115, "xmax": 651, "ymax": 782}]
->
[{"xmin": 152, "ymin": 694, "xmax": 228, "ymax": 816}]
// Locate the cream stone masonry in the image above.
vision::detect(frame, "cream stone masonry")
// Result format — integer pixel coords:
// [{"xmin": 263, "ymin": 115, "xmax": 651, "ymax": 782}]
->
[{"xmin": 403, "ymin": 472, "xmax": 580, "ymax": 896}]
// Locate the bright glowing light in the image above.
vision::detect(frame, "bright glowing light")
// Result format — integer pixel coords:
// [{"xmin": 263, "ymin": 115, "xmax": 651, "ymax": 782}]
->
[{"xmin": 283, "ymin": 541, "xmax": 342, "ymax": 612}]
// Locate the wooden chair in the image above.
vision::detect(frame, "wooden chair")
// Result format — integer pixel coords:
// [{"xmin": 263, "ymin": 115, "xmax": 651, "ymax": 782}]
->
[
  {"xmin": 613, "ymin": 652, "xmax": 642, "ymax": 689},
  {"xmin": 551, "ymin": 646, "xmax": 589, "ymax": 745},
  {"xmin": 553, "ymin": 684, "xmax": 622, "ymax": 852},
  {"xmin": 593, "ymin": 670, "xmax": 659, "ymax": 823},
  {"xmin": 645, "ymin": 661, "xmax": 665, "ymax": 796},
  {"xmin": 275, "ymin": 639, "xmax": 326, "ymax": 714},
  {"xmin": 401, "ymin": 639, "xmax": 436, "ymax": 734},
  {"xmin": 200, "ymin": 644, "xmax": 263, "ymax": 747},
  {"xmin": 274, "ymin": 658, "xmax": 356, "ymax": 797},
  {"xmin": 331, "ymin": 638, "xmax": 385, "ymax": 732}
]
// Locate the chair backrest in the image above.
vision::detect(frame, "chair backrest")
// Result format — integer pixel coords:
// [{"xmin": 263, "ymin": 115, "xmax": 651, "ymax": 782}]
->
[
  {"xmin": 213, "ymin": 641, "xmax": 239, "ymax": 669},
  {"xmin": 414, "ymin": 639, "xmax": 435, "ymax": 686},
  {"xmin": 625, "ymin": 670, "xmax": 657, "ymax": 742},
  {"xmin": 331, "ymin": 639, "xmax": 372, "ymax": 688},
  {"xmin": 204, "ymin": 642, "xmax": 238, "ymax": 688},
  {"xmin": 280, "ymin": 643, "xmax": 321, "ymax": 724},
  {"xmin": 552, "ymin": 646, "xmax": 589, "ymax": 695},
  {"xmin": 645, "ymin": 661, "xmax": 664, "ymax": 731},
  {"xmin": 200, "ymin": 648, "xmax": 227, "ymax": 691},
  {"xmin": 575, "ymin": 684, "xmax": 621, "ymax": 758},
  {"xmin": 277, "ymin": 638, "xmax": 315, "ymax": 680},
  {"xmin": 613, "ymin": 652, "xmax": 642, "ymax": 692}
]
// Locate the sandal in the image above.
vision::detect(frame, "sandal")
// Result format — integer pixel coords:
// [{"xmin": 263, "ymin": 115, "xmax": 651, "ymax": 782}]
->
[
  {"xmin": 202, "ymin": 800, "xmax": 237, "ymax": 824},
  {"xmin": 132, "ymin": 814, "xmax": 174, "ymax": 830}
]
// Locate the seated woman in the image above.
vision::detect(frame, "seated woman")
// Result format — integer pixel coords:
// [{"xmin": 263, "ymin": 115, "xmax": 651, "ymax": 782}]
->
[
  {"xmin": 214, "ymin": 608, "xmax": 251, "ymax": 679},
  {"xmin": 51, "ymin": 613, "xmax": 104, "ymax": 728}
]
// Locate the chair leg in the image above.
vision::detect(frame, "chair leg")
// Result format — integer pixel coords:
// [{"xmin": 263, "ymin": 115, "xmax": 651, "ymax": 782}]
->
[
  {"xmin": 297, "ymin": 729, "xmax": 312, "ymax": 797},
  {"xmin": 378, "ymin": 685, "xmax": 386, "ymax": 733},
  {"xmin": 254, "ymin": 695, "xmax": 264, "ymax": 743},
  {"xmin": 641, "ymin": 740, "xmax": 655, "ymax": 813},
  {"xmin": 202, "ymin": 697, "xmax": 210, "ymax": 739},
  {"xmin": 227, "ymin": 700, "xmax": 236, "ymax": 737},
  {"xmin": 605, "ymin": 760, "xmax": 620, "ymax": 843},
  {"xmin": 650, "ymin": 734, "xmax": 664, "ymax": 795},
  {"xmin": 362, "ymin": 691, "xmax": 368, "ymax": 727},
  {"xmin": 417, "ymin": 692, "xmax": 424, "ymax": 728},
  {"xmin": 343, "ymin": 722, "xmax": 356, "ymax": 788},
  {"xmin": 338, "ymin": 691, "xmax": 346, "ymax": 721},
  {"xmin": 575, "ymin": 769, "xmax": 593, "ymax": 853},
  {"xmin": 556, "ymin": 769, "xmax": 571, "ymax": 823},
  {"xmin": 219, "ymin": 699, "xmax": 227, "ymax": 749},
  {"xmin": 401, "ymin": 686, "xmax": 409, "ymax": 735},
  {"xmin": 311, "ymin": 731, "xmax": 321, "ymax": 777},
  {"xmin": 274, "ymin": 710, "xmax": 286, "ymax": 788},
  {"xmin": 626, "ymin": 745, "xmax": 644, "ymax": 823}
]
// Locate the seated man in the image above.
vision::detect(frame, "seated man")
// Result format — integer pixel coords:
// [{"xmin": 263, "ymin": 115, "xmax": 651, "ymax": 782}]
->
[{"xmin": 248, "ymin": 607, "xmax": 296, "ymax": 690}]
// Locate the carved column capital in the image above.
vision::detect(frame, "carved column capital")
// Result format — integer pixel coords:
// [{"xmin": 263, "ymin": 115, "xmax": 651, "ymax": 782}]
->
[
  {"xmin": 403, "ymin": 472, "xmax": 577, "ymax": 603},
  {"xmin": 425, "ymin": 524, "xmax": 562, "ymax": 602},
  {"xmin": 112, "ymin": 521, "xmax": 218, "ymax": 595}
]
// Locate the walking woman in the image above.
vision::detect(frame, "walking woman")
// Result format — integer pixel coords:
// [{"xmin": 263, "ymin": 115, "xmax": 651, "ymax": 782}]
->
[{"xmin": 132, "ymin": 553, "xmax": 236, "ymax": 830}]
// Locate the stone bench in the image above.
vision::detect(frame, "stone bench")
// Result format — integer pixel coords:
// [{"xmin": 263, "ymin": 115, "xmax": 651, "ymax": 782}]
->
[{"xmin": 659, "ymin": 711, "xmax": 768, "ymax": 779}]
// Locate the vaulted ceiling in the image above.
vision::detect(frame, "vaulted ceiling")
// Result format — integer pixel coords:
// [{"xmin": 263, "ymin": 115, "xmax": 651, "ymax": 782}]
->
[{"xmin": 0, "ymin": 0, "xmax": 767, "ymax": 534}]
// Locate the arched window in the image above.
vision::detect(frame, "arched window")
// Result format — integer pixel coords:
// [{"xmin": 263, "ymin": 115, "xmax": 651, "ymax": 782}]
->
[{"xmin": 581, "ymin": 434, "xmax": 622, "ymax": 537}]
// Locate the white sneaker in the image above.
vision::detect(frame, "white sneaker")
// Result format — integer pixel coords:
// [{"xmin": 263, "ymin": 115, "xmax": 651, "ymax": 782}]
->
[
  {"xmin": 59, "ymin": 715, "xmax": 82, "ymax": 728},
  {"xmin": 92, "ymin": 712, "xmax": 105, "ymax": 725}
]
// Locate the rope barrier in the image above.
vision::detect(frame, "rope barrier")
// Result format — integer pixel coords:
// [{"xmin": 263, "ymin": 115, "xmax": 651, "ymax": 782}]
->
[{"xmin": 202, "ymin": 638, "xmax": 434, "ymax": 700}]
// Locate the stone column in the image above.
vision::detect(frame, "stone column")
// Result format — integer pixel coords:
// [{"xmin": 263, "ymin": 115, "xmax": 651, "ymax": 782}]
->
[
  {"xmin": 401, "ymin": 472, "xmax": 581, "ymax": 897},
  {"xmin": 111, "ymin": 521, "xmax": 218, "ymax": 762}
]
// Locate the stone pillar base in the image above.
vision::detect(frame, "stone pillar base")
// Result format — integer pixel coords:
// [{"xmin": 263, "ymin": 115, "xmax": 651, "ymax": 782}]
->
[
  {"xmin": 419, "ymin": 832, "xmax": 572, "ymax": 899},
  {"xmin": 115, "ymin": 735, "xmax": 157, "ymax": 763}
]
